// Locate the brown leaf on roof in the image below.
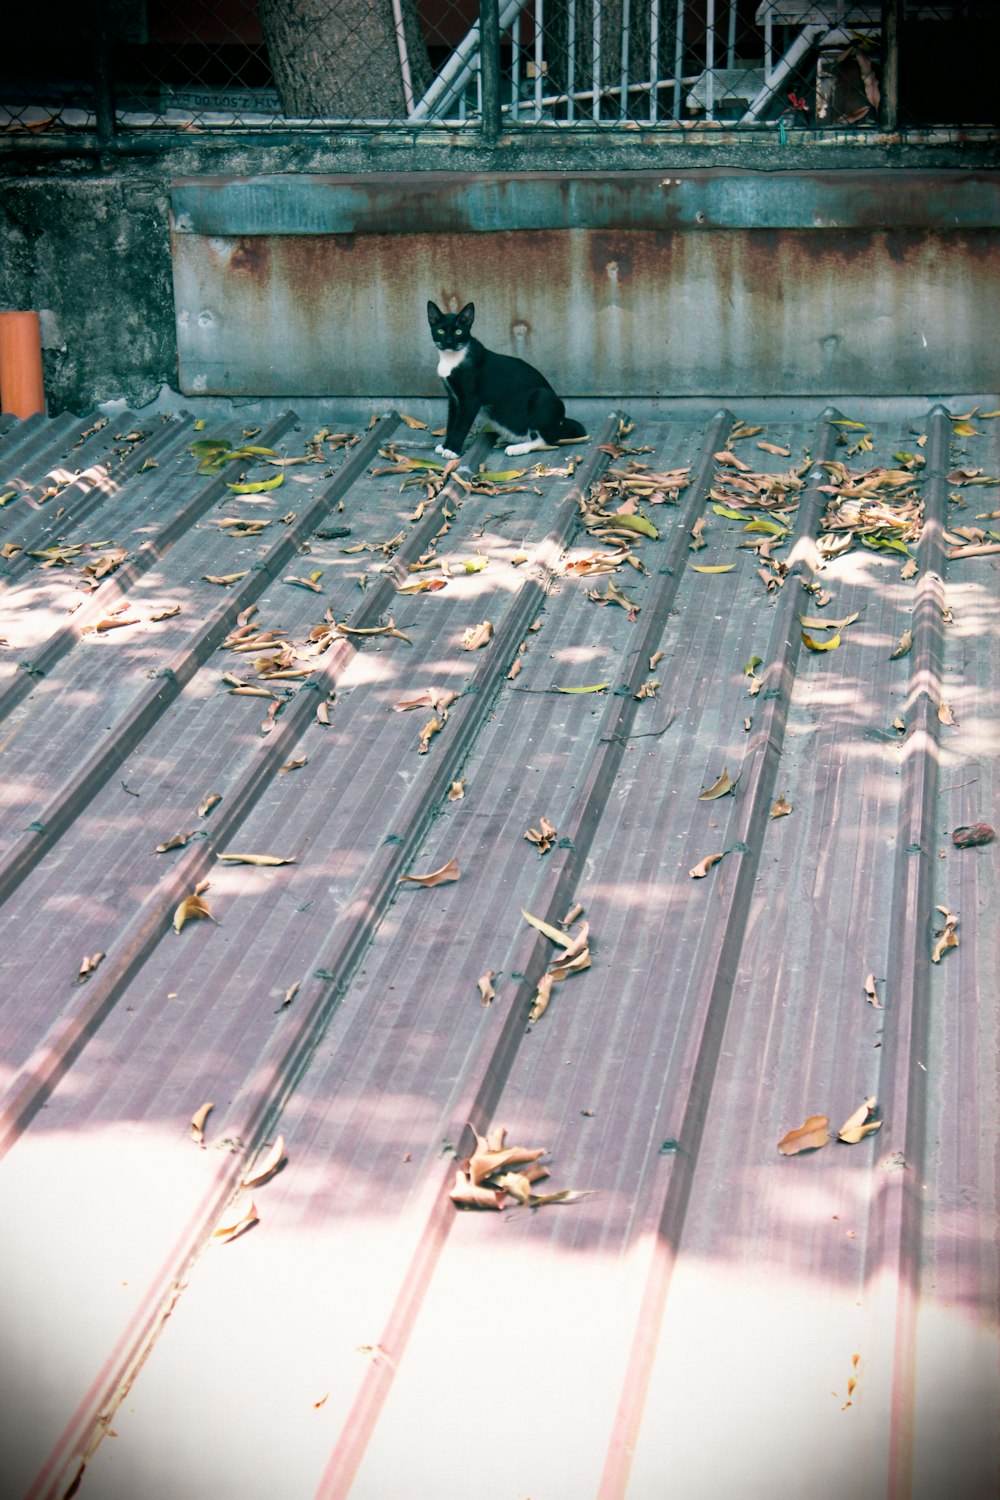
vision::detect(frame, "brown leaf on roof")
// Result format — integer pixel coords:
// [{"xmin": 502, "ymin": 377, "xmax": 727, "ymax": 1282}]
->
[
  {"xmin": 211, "ymin": 1196, "xmax": 258, "ymax": 1244},
  {"xmin": 477, "ymin": 971, "xmax": 495, "ymax": 1006},
  {"xmin": 449, "ymin": 1170, "xmax": 505, "ymax": 1210},
  {"xmin": 931, "ymin": 906, "xmax": 959, "ymax": 964},
  {"xmin": 190, "ymin": 1101, "xmax": 214, "ymax": 1146},
  {"xmin": 75, "ymin": 951, "xmax": 105, "ymax": 985},
  {"xmin": 951, "ymin": 823, "xmax": 995, "ymax": 848},
  {"xmin": 777, "ymin": 1115, "xmax": 831, "ymax": 1155},
  {"xmin": 173, "ymin": 885, "xmax": 216, "ymax": 933},
  {"xmin": 838, "ymin": 1098, "xmax": 882, "ymax": 1145},
  {"xmin": 528, "ymin": 971, "xmax": 555, "ymax": 1023},
  {"xmin": 448, "ymin": 779, "xmax": 465, "ymax": 801},
  {"xmin": 241, "ymin": 1134, "xmax": 286, "ymax": 1189},
  {"xmin": 698, "ymin": 769, "xmax": 738, "ymax": 801},
  {"xmin": 198, "ymin": 792, "xmax": 222, "ymax": 818},
  {"xmin": 216, "ymin": 851, "xmax": 297, "ymax": 867},
  {"xmin": 864, "ymin": 973, "xmax": 884, "ymax": 1009},
  {"xmin": 889, "ymin": 629, "xmax": 913, "ymax": 660},
  {"xmin": 460, "ymin": 621, "xmax": 493, "ymax": 651},
  {"xmin": 396, "ymin": 857, "xmax": 460, "ymax": 888},
  {"xmin": 690, "ymin": 852, "xmax": 724, "ymax": 879},
  {"xmin": 770, "ymin": 795, "xmax": 792, "ymax": 819}
]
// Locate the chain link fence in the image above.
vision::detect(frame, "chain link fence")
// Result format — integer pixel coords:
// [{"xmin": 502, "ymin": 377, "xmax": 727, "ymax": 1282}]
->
[{"xmin": 2, "ymin": 1, "xmax": 997, "ymax": 136}]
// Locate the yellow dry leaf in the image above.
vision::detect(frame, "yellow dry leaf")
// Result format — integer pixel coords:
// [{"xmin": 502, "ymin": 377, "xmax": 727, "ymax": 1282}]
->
[
  {"xmin": 938, "ymin": 703, "xmax": 957, "ymax": 726},
  {"xmin": 549, "ymin": 950, "xmax": 591, "ymax": 981},
  {"xmin": 689, "ymin": 852, "xmax": 724, "ymax": 879},
  {"xmin": 398, "ymin": 412, "xmax": 428, "ymax": 429},
  {"xmin": 466, "ymin": 1129, "xmax": 546, "ymax": 1185},
  {"xmin": 770, "ymin": 795, "xmax": 792, "ymax": 819},
  {"xmin": 777, "ymin": 1115, "xmax": 831, "ymax": 1156},
  {"xmin": 802, "ymin": 630, "xmax": 842, "ymax": 653},
  {"xmin": 417, "ymin": 714, "xmax": 445, "ymax": 753},
  {"xmin": 173, "ymin": 888, "xmax": 216, "ymax": 933},
  {"xmin": 931, "ymin": 906, "xmax": 959, "ymax": 963},
  {"xmin": 241, "ymin": 1134, "xmax": 286, "ymax": 1188},
  {"xmin": 649, "ymin": 650, "xmax": 664, "ymax": 670},
  {"xmin": 203, "ymin": 571, "xmax": 249, "ymax": 585},
  {"xmin": 477, "ymin": 970, "xmax": 495, "ymax": 1006},
  {"xmin": 521, "ymin": 906, "xmax": 572, "ymax": 948},
  {"xmin": 190, "ymin": 1100, "xmax": 214, "ymax": 1145},
  {"xmin": 691, "ymin": 563, "xmax": 735, "ymax": 574},
  {"xmin": 698, "ymin": 769, "xmax": 738, "ymax": 801},
  {"xmin": 397, "ymin": 856, "xmax": 460, "ymax": 888}
]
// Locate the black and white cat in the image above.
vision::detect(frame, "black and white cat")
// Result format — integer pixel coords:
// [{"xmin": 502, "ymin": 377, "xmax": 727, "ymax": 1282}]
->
[{"xmin": 427, "ymin": 301, "xmax": 586, "ymax": 461}]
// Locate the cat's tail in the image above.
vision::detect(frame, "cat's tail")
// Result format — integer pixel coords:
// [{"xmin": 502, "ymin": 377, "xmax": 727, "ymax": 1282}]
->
[{"xmin": 558, "ymin": 416, "xmax": 588, "ymax": 442}]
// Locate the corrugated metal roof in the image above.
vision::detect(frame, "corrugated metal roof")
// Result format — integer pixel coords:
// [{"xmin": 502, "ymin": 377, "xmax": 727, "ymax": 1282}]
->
[{"xmin": 0, "ymin": 398, "xmax": 997, "ymax": 1500}]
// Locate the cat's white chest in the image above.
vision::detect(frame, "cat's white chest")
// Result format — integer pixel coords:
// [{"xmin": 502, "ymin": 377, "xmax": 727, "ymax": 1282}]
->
[{"xmin": 437, "ymin": 348, "xmax": 467, "ymax": 379}]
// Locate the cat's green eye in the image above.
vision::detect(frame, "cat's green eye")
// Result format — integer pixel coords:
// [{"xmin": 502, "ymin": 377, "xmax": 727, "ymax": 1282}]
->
[{"xmin": 437, "ymin": 327, "xmax": 445, "ymax": 335}]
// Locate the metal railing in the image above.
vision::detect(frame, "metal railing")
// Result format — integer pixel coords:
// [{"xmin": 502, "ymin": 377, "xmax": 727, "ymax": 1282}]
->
[{"xmin": 0, "ymin": 0, "xmax": 995, "ymax": 140}]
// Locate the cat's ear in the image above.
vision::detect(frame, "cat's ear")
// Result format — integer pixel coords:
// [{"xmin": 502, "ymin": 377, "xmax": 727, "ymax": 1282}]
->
[
  {"xmin": 427, "ymin": 300, "xmax": 443, "ymax": 322},
  {"xmin": 457, "ymin": 303, "xmax": 475, "ymax": 328}
]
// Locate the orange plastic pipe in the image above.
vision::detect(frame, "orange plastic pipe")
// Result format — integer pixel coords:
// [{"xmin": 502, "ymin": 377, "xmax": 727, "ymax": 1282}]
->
[{"xmin": 0, "ymin": 310, "xmax": 45, "ymax": 418}]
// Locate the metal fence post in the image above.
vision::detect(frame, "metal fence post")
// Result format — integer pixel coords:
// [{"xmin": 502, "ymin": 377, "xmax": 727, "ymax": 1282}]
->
[
  {"xmin": 90, "ymin": 0, "xmax": 117, "ymax": 142},
  {"xmin": 880, "ymin": 0, "xmax": 900, "ymax": 132},
  {"xmin": 480, "ymin": 0, "xmax": 503, "ymax": 141}
]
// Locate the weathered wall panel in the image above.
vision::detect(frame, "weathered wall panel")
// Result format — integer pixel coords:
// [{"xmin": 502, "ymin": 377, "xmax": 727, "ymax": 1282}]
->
[{"xmin": 172, "ymin": 209, "xmax": 1000, "ymax": 398}]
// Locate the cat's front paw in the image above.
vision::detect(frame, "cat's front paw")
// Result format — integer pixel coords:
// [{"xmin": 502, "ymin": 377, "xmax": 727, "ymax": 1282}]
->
[
  {"xmin": 435, "ymin": 444, "xmax": 459, "ymax": 460},
  {"xmin": 504, "ymin": 441, "xmax": 534, "ymax": 457}
]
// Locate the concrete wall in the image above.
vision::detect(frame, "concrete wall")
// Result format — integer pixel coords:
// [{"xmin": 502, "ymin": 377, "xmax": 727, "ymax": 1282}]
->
[{"xmin": 1, "ymin": 137, "xmax": 998, "ymax": 413}]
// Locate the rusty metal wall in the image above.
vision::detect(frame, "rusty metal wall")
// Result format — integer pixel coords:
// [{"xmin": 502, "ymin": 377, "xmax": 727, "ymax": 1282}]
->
[{"xmin": 171, "ymin": 171, "xmax": 1000, "ymax": 398}]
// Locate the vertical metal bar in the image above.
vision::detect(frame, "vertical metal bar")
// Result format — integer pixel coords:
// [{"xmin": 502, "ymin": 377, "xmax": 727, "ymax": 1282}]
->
[
  {"xmin": 705, "ymin": 0, "xmax": 715, "ymax": 119},
  {"xmin": 881, "ymin": 0, "xmax": 901, "ymax": 132},
  {"xmin": 764, "ymin": 6, "xmax": 773, "ymax": 85},
  {"xmin": 90, "ymin": 0, "xmax": 116, "ymax": 142},
  {"xmin": 567, "ymin": 0, "xmax": 577, "ymax": 119},
  {"xmin": 511, "ymin": 3, "xmax": 521, "ymax": 120},
  {"xmin": 535, "ymin": 0, "xmax": 544, "ymax": 119},
  {"xmin": 650, "ymin": 0, "xmax": 661, "ymax": 121},
  {"xmin": 592, "ymin": 0, "xmax": 601, "ymax": 120},
  {"xmin": 480, "ymin": 0, "xmax": 503, "ymax": 138},
  {"xmin": 726, "ymin": 0, "xmax": 736, "ymax": 70},
  {"xmin": 619, "ymin": 0, "xmax": 631, "ymax": 120},
  {"xmin": 673, "ymin": 0, "xmax": 685, "ymax": 120}
]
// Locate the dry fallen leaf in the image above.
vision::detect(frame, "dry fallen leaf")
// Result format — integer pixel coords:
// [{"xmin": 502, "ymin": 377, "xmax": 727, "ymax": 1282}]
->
[
  {"xmin": 448, "ymin": 779, "xmax": 465, "ymax": 801},
  {"xmin": 198, "ymin": 792, "xmax": 222, "ymax": 818},
  {"xmin": 777, "ymin": 1115, "xmax": 830, "ymax": 1156},
  {"xmin": 279, "ymin": 756, "xmax": 308, "ymax": 775},
  {"xmin": 75, "ymin": 951, "xmax": 105, "ymax": 984},
  {"xmin": 418, "ymin": 714, "xmax": 446, "ymax": 753},
  {"xmin": 212, "ymin": 1195, "xmax": 258, "ymax": 1244},
  {"xmin": 690, "ymin": 852, "xmax": 724, "ymax": 879},
  {"xmin": 561, "ymin": 902, "xmax": 584, "ymax": 927},
  {"xmin": 900, "ymin": 556, "xmax": 918, "ymax": 580},
  {"xmin": 889, "ymin": 628, "xmax": 913, "ymax": 660},
  {"xmin": 838, "ymin": 1097, "xmax": 883, "ymax": 1145},
  {"xmin": 931, "ymin": 905, "xmax": 959, "ymax": 963},
  {"xmin": 190, "ymin": 1100, "xmax": 214, "ymax": 1145},
  {"xmin": 698, "ymin": 768, "xmax": 738, "ymax": 801},
  {"xmin": 397, "ymin": 856, "xmax": 460, "ymax": 888},
  {"xmin": 217, "ymin": 851, "xmax": 297, "ymax": 867},
  {"xmin": 460, "ymin": 620, "xmax": 493, "ymax": 650},
  {"xmin": 449, "ymin": 1169, "xmax": 505, "ymax": 1210},
  {"xmin": 521, "ymin": 906, "xmax": 573, "ymax": 948},
  {"xmin": 528, "ymin": 971, "xmax": 555, "ymax": 1023},
  {"xmin": 770, "ymin": 795, "xmax": 792, "ymax": 819},
  {"xmin": 241, "ymin": 1134, "xmax": 286, "ymax": 1188},
  {"xmin": 173, "ymin": 883, "xmax": 216, "ymax": 933},
  {"xmin": 393, "ymin": 688, "xmax": 459, "ymax": 713},
  {"xmin": 477, "ymin": 970, "xmax": 495, "ymax": 1006},
  {"xmin": 951, "ymin": 823, "xmax": 995, "ymax": 848},
  {"xmin": 864, "ymin": 973, "xmax": 884, "ymax": 1009},
  {"xmin": 938, "ymin": 703, "xmax": 957, "ymax": 726}
]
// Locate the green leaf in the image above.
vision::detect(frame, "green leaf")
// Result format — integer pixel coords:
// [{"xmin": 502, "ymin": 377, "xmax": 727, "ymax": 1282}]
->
[
  {"xmin": 827, "ymin": 418, "xmax": 869, "ymax": 430},
  {"xmin": 859, "ymin": 534, "xmax": 911, "ymax": 556},
  {"xmin": 189, "ymin": 438, "xmax": 232, "ymax": 457},
  {"xmin": 227, "ymin": 473, "xmax": 284, "ymax": 495},
  {"xmin": 712, "ymin": 504, "xmax": 746, "ymax": 520},
  {"xmin": 609, "ymin": 513, "xmax": 659, "ymax": 539},
  {"xmin": 743, "ymin": 517, "xmax": 788, "ymax": 536}
]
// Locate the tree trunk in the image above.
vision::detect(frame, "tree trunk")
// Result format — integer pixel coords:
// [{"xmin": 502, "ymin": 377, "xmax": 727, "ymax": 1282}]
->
[{"xmin": 258, "ymin": 0, "xmax": 433, "ymax": 120}]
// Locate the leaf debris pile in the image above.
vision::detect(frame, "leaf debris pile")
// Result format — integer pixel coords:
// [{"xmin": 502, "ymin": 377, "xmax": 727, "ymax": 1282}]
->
[{"xmin": 449, "ymin": 1124, "xmax": 592, "ymax": 1210}]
